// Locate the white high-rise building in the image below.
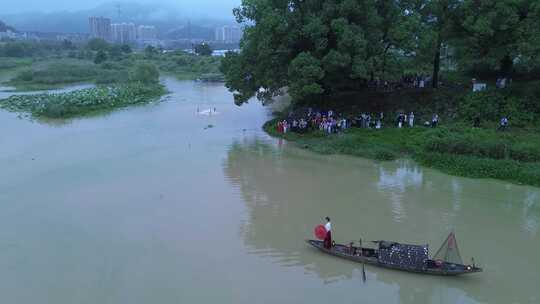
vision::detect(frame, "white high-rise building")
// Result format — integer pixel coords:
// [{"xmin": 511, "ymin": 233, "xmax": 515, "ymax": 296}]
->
[
  {"xmin": 137, "ymin": 25, "xmax": 157, "ymax": 41},
  {"xmin": 89, "ymin": 17, "xmax": 111, "ymax": 41},
  {"xmin": 111, "ymin": 23, "xmax": 137, "ymax": 44},
  {"xmin": 215, "ymin": 26, "xmax": 242, "ymax": 43}
]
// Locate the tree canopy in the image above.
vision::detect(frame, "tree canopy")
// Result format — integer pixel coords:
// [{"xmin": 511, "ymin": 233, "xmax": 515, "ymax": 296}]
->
[
  {"xmin": 194, "ymin": 43, "xmax": 213, "ymax": 56},
  {"xmin": 93, "ymin": 50, "xmax": 108, "ymax": 64},
  {"xmin": 129, "ymin": 63, "xmax": 160, "ymax": 84},
  {"xmin": 221, "ymin": 0, "xmax": 540, "ymax": 105},
  {"xmin": 86, "ymin": 38, "xmax": 109, "ymax": 52}
]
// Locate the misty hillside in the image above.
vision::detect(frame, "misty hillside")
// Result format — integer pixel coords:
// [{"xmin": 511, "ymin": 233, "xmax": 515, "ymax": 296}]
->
[
  {"xmin": 0, "ymin": 20, "xmax": 16, "ymax": 32},
  {"xmin": 164, "ymin": 25, "xmax": 214, "ymax": 41},
  {"xmin": 0, "ymin": 1, "xmax": 235, "ymax": 35}
]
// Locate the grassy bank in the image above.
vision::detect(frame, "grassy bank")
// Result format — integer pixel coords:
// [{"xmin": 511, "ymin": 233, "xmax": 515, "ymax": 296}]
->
[
  {"xmin": 145, "ymin": 51, "xmax": 223, "ymax": 81},
  {"xmin": 263, "ymin": 119, "xmax": 540, "ymax": 187},
  {"xmin": 2, "ymin": 58, "xmax": 133, "ymax": 91},
  {"xmin": 0, "ymin": 57, "xmax": 32, "ymax": 70},
  {"xmin": 0, "ymin": 83, "xmax": 166, "ymax": 119}
]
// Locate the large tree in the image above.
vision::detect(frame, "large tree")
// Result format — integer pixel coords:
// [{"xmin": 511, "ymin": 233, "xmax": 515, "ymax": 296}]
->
[
  {"xmin": 416, "ymin": 0, "xmax": 461, "ymax": 88},
  {"xmin": 194, "ymin": 43, "xmax": 213, "ymax": 56},
  {"xmin": 222, "ymin": 0, "xmax": 419, "ymax": 105},
  {"xmin": 456, "ymin": 0, "xmax": 537, "ymax": 77}
]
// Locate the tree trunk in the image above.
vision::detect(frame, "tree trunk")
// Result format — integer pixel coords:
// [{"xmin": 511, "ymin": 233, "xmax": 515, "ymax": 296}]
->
[
  {"xmin": 381, "ymin": 44, "xmax": 391, "ymax": 80},
  {"xmin": 500, "ymin": 55, "xmax": 513, "ymax": 78},
  {"xmin": 432, "ymin": 33, "xmax": 442, "ymax": 89}
]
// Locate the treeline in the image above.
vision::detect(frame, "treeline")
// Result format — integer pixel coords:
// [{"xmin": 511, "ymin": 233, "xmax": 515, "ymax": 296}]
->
[
  {"xmin": 0, "ymin": 37, "xmax": 134, "ymax": 61},
  {"xmin": 221, "ymin": 0, "xmax": 540, "ymax": 104},
  {"xmin": 1, "ymin": 37, "xmax": 223, "ymax": 89},
  {"xmin": 0, "ymin": 40, "xmax": 77, "ymax": 58}
]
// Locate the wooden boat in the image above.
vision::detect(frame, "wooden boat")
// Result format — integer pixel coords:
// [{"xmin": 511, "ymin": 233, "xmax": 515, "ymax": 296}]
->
[{"xmin": 306, "ymin": 233, "xmax": 482, "ymax": 276}]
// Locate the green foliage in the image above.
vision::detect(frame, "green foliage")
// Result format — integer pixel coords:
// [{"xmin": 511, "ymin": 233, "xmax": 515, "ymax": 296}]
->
[
  {"xmin": 144, "ymin": 45, "xmax": 158, "ymax": 58},
  {"xmin": 0, "ymin": 57, "xmax": 32, "ymax": 69},
  {"xmin": 0, "ymin": 41, "xmax": 36, "ymax": 57},
  {"xmin": 108, "ymin": 45, "xmax": 123, "ymax": 60},
  {"xmin": 120, "ymin": 44, "xmax": 132, "ymax": 54},
  {"xmin": 223, "ymin": 0, "xmax": 424, "ymax": 105},
  {"xmin": 458, "ymin": 90, "xmax": 536, "ymax": 126},
  {"xmin": 455, "ymin": 0, "xmax": 540, "ymax": 77},
  {"xmin": 223, "ymin": 0, "xmax": 540, "ymax": 106},
  {"xmin": 417, "ymin": 152, "xmax": 540, "ymax": 187},
  {"xmin": 288, "ymin": 52, "xmax": 325, "ymax": 100},
  {"xmin": 62, "ymin": 39, "xmax": 75, "ymax": 50},
  {"xmin": 5, "ymin": 58, "xmax": 137, "ymax": 90},
  {"xmin": 94, "ymin": 50, "xmax": 108, "ymax": 64},
  {"xmin": 0, "ymin": 83, "xmax": 166, "ymax": 119},
  {"xmin": 129, "ymin": 63, "xmax": 159, "ymax": 84},
  {"xmin": 11, "ymin": 62, "xmax": 99, "ymax": 85},
  {"xmin": 194, "ymin": 43, "xmax": 212, "ymax": 56},
  {"xmin": 16, "ymin": 69, "xmax": 34, "ymax": 81},
  {"xmin": 145, "ymin": 51, "xmax": 222, "ymax": 81},
  {"xmin": 86, "ymin": 38, "xmax": 109, "ymax": 52}
]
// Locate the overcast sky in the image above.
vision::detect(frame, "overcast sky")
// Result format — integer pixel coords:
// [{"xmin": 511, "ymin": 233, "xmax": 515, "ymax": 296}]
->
[{"xmin": 2, "ymin": 0, "xmax": 241, "ymax": 18}]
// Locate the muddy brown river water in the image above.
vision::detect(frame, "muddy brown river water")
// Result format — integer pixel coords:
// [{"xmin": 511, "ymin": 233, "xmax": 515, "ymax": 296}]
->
[{"xmin": 0, "ymin": 77, "xmax": 538, "ymax": 303}]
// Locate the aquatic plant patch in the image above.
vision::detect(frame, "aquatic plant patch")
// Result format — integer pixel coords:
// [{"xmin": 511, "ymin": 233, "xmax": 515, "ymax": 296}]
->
[{"xmin": 0, "ymin": 83, "xmax": 166, "ymax": 118}]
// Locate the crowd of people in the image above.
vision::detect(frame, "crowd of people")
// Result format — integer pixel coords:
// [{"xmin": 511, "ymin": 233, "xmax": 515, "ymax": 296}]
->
[
  {"xmin": 275, "ymin": 108, "xmax": 444, "ymax": 135},
  {"xmin": 366, "ymin": 74, "xmax": 431, "ymax": 92},
  {"xmin": 274, "ymin": 108, "xmax": 512, "ymax": 135},
  {"xmin": 276, "ymin": 109, "xmax": 350, "ymax": 134}
]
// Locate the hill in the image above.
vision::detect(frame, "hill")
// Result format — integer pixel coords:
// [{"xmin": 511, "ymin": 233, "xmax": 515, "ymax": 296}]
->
[{"xmin": 0, "ymin": 20, "xmax": 15, "ymax": 32}]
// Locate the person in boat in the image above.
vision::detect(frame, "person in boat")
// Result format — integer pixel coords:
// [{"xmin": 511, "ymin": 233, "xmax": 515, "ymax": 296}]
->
[{"xmin": 323, "ymin": 217, "xmax": 332, "ymax": 249}]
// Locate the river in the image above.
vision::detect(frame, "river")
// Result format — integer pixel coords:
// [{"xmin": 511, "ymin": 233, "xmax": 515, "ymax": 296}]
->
[{"xmin": 0, "ymin": 77, "xmax": 538, "ymax": 304}]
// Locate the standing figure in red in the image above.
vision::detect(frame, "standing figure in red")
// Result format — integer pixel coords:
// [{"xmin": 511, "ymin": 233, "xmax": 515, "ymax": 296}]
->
[{"xmin": 323, "ymin": 217, "xmax": 332, "ymax": 249}]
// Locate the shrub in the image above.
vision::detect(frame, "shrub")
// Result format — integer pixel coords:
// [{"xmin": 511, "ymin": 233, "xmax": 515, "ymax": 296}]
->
[
  {"xmin": 459, "ymin": 89, "xmax": 537, "ymax": 126},
  {"xmin": 416, "ymin": 152, "xmax": 540, "ymax": 187},
  {"xmin": 459, "ymin": 91, "xmax": 504, "ymax": 122},
  {"xmin": 16, "ymin": 69, "xmax": 34, "ymax": 81},
  {"xmin": 94, "ymin": 50, "xmax": 108, "ymax": 64},
  {"xmin": 129, "ymin": 63, "xmax": 159, "ymax": 84}
]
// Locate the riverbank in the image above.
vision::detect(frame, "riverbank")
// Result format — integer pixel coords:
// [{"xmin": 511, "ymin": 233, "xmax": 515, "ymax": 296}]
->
[{"xmin": 263, "ymin": 119, "xmax": 540, "ymax": 187}]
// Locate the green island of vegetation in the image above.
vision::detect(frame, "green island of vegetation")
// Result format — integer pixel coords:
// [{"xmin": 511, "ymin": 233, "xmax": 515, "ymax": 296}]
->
[
  {"xmin": 0, "ymin": 83, "xmax": 166, "ymax": 119},
  {"xmin": 0, "ymin": 38, "xmax": 223, "ymax": 91},
  {"xmin": 222, "ymin": 1, "xmax": 540, "ymax": 186}
]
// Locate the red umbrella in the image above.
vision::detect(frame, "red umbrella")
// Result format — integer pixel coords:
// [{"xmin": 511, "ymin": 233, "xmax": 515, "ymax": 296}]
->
[{"xmin": 314, "ymin": 225, "xmax": 327, "ymax": 240}]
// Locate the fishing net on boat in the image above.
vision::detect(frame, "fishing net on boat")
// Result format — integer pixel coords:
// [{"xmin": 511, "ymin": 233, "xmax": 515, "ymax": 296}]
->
[
  {"xmin": 433, "ymin": 232, "xmax": 463, "ymax": 265},
  {"xmin": 377, "ymin": 242, "xmax": 428, "ymax": 269}
]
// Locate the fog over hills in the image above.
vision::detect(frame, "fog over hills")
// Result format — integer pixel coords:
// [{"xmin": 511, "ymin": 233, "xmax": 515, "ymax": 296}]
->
[{"xmin": 0, "ymin": 1, "xmax": 239, "ymax": 34}]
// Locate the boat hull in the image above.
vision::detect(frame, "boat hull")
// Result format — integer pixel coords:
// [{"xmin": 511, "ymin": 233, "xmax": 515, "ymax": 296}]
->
[{"xmin": 306, "ymin": 240, "xmax": 482, "ymax": 276}]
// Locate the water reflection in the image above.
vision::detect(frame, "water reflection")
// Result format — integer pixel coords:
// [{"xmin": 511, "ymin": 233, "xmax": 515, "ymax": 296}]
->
[
  {"xmin": 224, "ymin": 138, "xmax": 540, "ymax": 304},
  {"xmin": 377, "ymin": 162, "xmax": 423, "ymax": 222},
  {"xmin": 523, "ymin": 191, "xmax": 540, "ymax": 235}
]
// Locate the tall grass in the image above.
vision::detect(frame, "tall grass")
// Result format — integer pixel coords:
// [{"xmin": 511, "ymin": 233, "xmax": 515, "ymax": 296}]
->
[{"xmin": 0, "ymin": 57, "xmax": 32, "ymax": 69}]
